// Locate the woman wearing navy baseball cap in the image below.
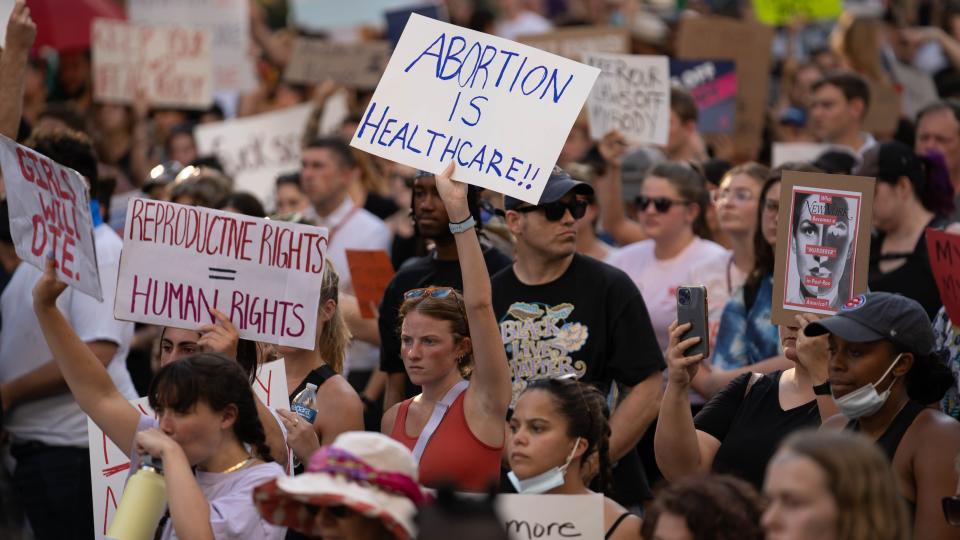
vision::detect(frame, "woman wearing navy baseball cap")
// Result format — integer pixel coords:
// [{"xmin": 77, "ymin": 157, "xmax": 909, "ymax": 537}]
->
[{"xmin": 805, "ymin": 292, "xmax": 960, "ymax": 540}]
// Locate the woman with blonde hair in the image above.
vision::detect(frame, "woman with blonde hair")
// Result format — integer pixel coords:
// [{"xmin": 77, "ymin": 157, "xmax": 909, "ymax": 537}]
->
[
  {"xmin": 276, "ymin": 264, "xmax": 364, "ymax": 467},
  {"xmin": 763, "ymin": 429, "xmax": 911, "ymax": 540}
]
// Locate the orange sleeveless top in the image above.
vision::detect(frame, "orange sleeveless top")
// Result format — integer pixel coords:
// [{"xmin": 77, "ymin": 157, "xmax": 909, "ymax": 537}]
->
[{"xmin": 390, "ymin": 390, "xmax": 502, "ymax": 492}]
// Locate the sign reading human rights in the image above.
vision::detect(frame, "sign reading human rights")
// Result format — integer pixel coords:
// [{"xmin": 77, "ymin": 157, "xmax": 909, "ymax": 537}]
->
[
  {"xmin": 0, "ymin": 135, "xmax": 102, "ymax": 300},
  {"xmin": 115, "ymin": 199, "xmax": 328, "ymax": 349},
  {"xmin": 350, "ymin": 14, "xmax": 599, "ymax": 205},
  {"xmin": 584, "ymin": 53, "xmax": 670, "ymax": 144}
]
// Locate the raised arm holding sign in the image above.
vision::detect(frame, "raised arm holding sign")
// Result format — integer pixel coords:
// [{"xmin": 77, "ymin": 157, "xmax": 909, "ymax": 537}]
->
[{"xmin": 350, "ymin": 14, "xmax": 599, "ymax": 205}]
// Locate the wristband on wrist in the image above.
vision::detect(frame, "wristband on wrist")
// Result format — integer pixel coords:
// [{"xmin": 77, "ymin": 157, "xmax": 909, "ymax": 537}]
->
[
  {"xmin": 812, "ymin": 381, "xmax": 832, "ymax": 396},
  {"xmin": 448, "ymin": 215, "xmax": 476, "ymax": 234}
]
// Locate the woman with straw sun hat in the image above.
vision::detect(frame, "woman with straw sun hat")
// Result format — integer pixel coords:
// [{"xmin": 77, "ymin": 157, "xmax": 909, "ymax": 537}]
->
[{"xmin": 254, "ymin": 432, "xmax": 429, "ymax": 540}]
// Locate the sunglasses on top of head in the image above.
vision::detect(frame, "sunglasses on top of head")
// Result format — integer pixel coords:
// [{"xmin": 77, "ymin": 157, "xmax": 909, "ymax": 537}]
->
[
  {"xmin": 514, "ymin": 199, "xmax": 588, "ymax": 222},
  {"xmin": 634, "ymin": 195, "xmax": 691, "ymax": 213}
]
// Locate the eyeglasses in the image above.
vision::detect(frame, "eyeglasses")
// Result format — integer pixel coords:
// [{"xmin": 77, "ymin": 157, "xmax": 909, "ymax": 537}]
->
[
  {"xmin": 404, "ymin": 287, "xmax": 454, "ymax": 300},
  {"xmin": 944, "ymin": 496, "xmax": 960, "ymax": 526},
  {"xmin": 514, "ymin": 199, "xmax": 588, "ymax": 222},
  {"xmin": 712, "ymin": 188, "xmax": 756, "ymax": 204},
  {"xmin": 635, "ymin": 196, "xmax": 691, "ymax": 213},
  {"xmin": 763, "ymin": 199, "xmax": 780, "ymax": 214}
]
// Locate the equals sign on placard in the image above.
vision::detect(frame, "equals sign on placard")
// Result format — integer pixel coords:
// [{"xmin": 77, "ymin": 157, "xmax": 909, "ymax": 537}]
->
[{"xmin": 209, "ymin": 267, "xmax": 237, "ymax": 281}]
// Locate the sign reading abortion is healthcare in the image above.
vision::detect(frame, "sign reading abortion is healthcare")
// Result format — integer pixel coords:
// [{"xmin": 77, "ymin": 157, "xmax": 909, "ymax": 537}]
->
[{"xmin": 350, "ymin": 14, "xmax": 599, "ymax": 205}]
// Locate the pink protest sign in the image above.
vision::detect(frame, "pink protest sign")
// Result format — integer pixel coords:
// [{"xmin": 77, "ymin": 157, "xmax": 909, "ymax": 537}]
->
[{"xmin": 0, "ymin": 135, "xmax": 102, "ymax": 300}]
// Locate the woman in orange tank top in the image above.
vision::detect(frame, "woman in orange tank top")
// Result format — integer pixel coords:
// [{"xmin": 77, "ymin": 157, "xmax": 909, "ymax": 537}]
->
[{"xmin": 381, "ymin": 162, "xmax": 512, "ymax": 492}]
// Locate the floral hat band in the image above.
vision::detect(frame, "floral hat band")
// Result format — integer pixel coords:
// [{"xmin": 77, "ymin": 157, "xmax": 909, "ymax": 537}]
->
[{"xmin": 307, "ymin": 446, "xmax": 432, "ymax": 506}]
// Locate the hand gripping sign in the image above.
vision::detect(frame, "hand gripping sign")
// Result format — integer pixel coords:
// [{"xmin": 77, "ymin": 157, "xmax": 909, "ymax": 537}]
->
[{"xmin": 0, "ymin": 134, "xmax": 102, "ymax": 300}]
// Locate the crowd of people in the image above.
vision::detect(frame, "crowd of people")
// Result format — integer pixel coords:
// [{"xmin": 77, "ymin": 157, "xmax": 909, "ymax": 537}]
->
[{"xmin": 2, "ymin": 0, "xmax": 960, "ymax": 539}]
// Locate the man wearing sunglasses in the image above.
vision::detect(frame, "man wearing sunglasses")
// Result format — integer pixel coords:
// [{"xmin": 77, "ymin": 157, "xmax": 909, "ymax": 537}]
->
[
  {"xmin": 492, "ymin": 167, "xmax": 665, "ymax": 506},
  {"xmin": 379, "ymin": 172, "xmax": 512, "ymax": 410}
]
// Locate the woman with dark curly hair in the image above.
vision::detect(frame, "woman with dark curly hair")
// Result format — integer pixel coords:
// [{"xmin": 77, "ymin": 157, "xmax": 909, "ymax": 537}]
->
[{"xmin": 641, "ymin": 474, "xmax": 764, "ymax": 540}]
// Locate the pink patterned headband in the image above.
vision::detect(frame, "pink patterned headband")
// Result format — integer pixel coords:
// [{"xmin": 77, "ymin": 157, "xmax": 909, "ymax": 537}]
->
[{"xmin": 307, "ymin": 446, "xmax": 431, "ymax": 506}]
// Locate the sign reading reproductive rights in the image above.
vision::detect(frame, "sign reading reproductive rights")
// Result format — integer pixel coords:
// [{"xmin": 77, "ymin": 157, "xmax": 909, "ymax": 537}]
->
[
  {"xmin": 115, "ymin": 199, "xmax": 328, "ymax": 349},
  {"xmin": 350, "ymin": 14, "xmax": 599, "ymax": 205},
  {"xmin": 0, "ymin": 135, "xmax": 102, "ymax": 300},
  {"xmin": 496, "ymin": 494, "xmax": 604, "ymax": 540},
  {"xmin": 92, "ymin": 19, "xmax": 213, "ymax": 109},
  {"xmin": 88, "ymin": 361, "xmax": 290, "ymax": 540},
  {"xmin": 584, "ymin": 53, "xmax": 670, "ymax": 144},
  {"xmin": 194, "ymin": 103, "xmax": 313, "ymax": 204}
]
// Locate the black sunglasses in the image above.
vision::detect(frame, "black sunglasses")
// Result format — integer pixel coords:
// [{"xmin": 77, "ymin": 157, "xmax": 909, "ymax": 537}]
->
[
  {"xmin": 635, "ymin": 195, "xmax": 691, "ymax": 213},
  {"xmin": 515, "ymin": 199, "xmax": 588, "ymax": 221},
  {"xmin": 944, "ymin": 496, "xmax": 960, "ymax": 526}
]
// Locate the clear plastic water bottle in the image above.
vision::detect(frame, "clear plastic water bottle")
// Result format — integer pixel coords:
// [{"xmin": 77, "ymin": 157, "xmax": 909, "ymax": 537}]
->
[
  {"xmin": 291, "ymin": 382, "xmax": 318, "ymax": 424},
  {"xmin": 105, "ymin": 455, "xmax": 167, "ymax": 540}
]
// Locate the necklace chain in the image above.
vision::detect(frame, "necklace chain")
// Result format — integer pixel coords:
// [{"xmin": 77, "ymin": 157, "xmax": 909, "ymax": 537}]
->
[{"xmin": 220, "ymin": 457, "xmax": 253, "ymax": 474}]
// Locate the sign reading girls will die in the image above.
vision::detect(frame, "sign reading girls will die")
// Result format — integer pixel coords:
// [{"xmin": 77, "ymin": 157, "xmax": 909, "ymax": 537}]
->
[
  {"xmin": 0, "ymin": 135, "xmax": 102, "ymax": 300},
  {"xmin": 350, "ymin": 14, "xmax": 600, "ymax": 205}
]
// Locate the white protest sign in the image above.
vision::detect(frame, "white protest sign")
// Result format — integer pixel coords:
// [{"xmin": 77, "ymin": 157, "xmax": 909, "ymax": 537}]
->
[
  {"xmin": 584, "ymin": 53, "xmax": 670, "ymax": 144},
  {"xmin": 771, "ymin": 142, "xmax": 832, "ymax": 167},
  {"xmin": 350, "ymin": 14, "xmax": 599, "ymax": 205},
  {"xmin": 92, "ymin": 19, "xmax": 213, "ymax": 109},
  {"xmin": 496, "ymin": 494, "xmax": 604, "ymax": 540},
  {"xmin": 0, "ymin": 135, "xmax": 102, "ymax": 300},
  {"xmin": 0, "ymin": 0, "xmax": 14, "ymax": 45},
  {"xmin": 194, "ymin": 103, "xmax": 313, "ymax": 204},
  {"xmin": 115, "ymin": 199, "xmax": 328, "ymax": 349},
  {"xmin": 128, "ymin": 0, "xmax": 256, "ymax": 93},
  {"xmin": 88, "ymin": 361, "xmax": 290, "ymax": 540}
]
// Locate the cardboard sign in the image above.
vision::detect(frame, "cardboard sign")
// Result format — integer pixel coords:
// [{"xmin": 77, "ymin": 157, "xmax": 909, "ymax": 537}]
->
[
  {"xmin": 350, "ymin": 14, "xmax": 599, "ymax": 205},
  {"xmin": 345, "ymin": 249, "xmax": 395, "ymax": 319},
  {"xmin": 285, "ymin": 39, "xmax": 391, "ymax": 90},
  {"xmin": 772, "ymin": 171, "xmax": 874, "ymax": 325},
  {"xmin": 115, "ymin": 199, "xmax": 328, "ymax": 349},
  {"xmin": 752, "ymin": 0, "xmax": 842, "ymax": 26},
  {"xmin": 496, "ymin": 494, "xmax": 604, "ymax": 540},
  {"xmin": 670, "ymin": 59, "xmax": 737, "ymax": 134},
  {"xmin": 89, "ymin": 361, "xmax": 289, "ymax": 540},
  {"xmin": 0, "ymin": 135, "xmax": 102, "ymax": 300},
  {"xmin": 290, "ymin": 0, "xmax": 416, "ymax": 31},
  {"xmin": 386, "ymin": 3, "xmax": 447, "ymax": 47},
  {"xmin": 92, "ymin": 19, "xmax": 213, "ymax": 109},
  {"xmin": 862, "ymin": 79, "xmax": 901, "ymax": 137},
  {"xmin": 927, "ymin": 229, "xmax": 960, "ymax": 326},
  {"xmin": 518, "ymin": 26, "xmax": 630, "ymax": 63},
  {"xmin": 676, "ymin": 16, "xmax": 773, "ymax": 159},
  {"xmin": 772, "ymin": 142, "xmax": 832, "ymax": 167},
  {"xmin": 584, "ymin": 53, "xmax": 670, "ymax": 144},
  {"xmin": 128, "ymin": 0, "xmax": 256, "ymax": 93},
  {"xmin": 194, "ymin": 103, "xmax": 313, "ymax": 204}
]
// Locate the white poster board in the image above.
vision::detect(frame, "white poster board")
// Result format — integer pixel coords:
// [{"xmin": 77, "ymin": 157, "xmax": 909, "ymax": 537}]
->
[
  {"xmin": 115, "ymin": 199, "xmax": 328, "ymax": 349},
  {"xmin": 92, "ymin": 19, "xmax": 213, "ymax": 109},
  {"xmin": 771, "ymin": 142, "xmax": 832, "ymax": 168},
  {"xmin": 128, "ymin": 0, "xmax": 256, "ymax": 93},
  {"xmin": 290, "ymin": 0, "xmax": 416, "ymax": 31},
  {"xmin": 350, "ymin": 14, "xmax": 599, "ymax": 205},
  {"xmin": 88, "ymin": 360, "xmax": 290, "ymax": 540},
  {"xmin": 0, "ymin": 0, "xmax": 14, "ymax": 45},
  {"xmin": 584, "ymin": 53, "xmax": 670, "ymax": 144},
  {"xmin": 194, "ymin": 103, "xmax": 313, "ymax": 204},
  {"xmin": 496, "ymin": 494, "xmax": 605, "ymax": 540},
  {"xmin": 0, "ymin": 135, "xmax": 102, "ymax": 300}
]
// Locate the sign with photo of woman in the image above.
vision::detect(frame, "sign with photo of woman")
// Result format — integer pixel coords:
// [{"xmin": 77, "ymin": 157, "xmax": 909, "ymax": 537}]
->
[{"xmin": 772, "ymin": 171, "xmax": 874, "ymax": 325}]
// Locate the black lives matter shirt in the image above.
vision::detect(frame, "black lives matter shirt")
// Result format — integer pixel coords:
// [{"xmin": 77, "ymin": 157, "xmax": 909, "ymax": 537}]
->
[{"xmin": 492, "ymin": 253, "xmax": 664, "ymax": 403}]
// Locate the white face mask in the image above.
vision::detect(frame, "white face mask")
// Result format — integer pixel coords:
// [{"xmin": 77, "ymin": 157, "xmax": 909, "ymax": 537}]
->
[
  {"xmin": 507, "ymin": 437, "xmax": 582, "ymax": 494},
  {"xmin": 833, "ymin": 353, "xmax": 903, "ymax": 419}
]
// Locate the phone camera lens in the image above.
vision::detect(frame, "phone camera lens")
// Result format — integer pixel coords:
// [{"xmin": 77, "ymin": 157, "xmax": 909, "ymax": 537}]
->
[{"xmin": 678, "ymin": 288, "xmax": 690, "ymax": 306}]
